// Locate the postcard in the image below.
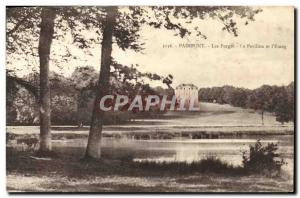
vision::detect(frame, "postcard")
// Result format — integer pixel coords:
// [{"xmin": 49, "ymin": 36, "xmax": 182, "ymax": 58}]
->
[{"xmin": 6, "ymin": 6, "xmax": 295, "ymax": 193}]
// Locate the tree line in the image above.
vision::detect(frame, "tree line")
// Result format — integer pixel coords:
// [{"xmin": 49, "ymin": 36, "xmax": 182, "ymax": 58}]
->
[
  {"xmin": 7, "ymin": 65, "xmax": 173, "ymax": 125},
  {"xmin": 198, "ymin": 82, "xmax": 294, "ymax": 124}
]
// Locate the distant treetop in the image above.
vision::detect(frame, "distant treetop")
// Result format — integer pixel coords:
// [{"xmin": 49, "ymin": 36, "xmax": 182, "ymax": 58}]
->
[{"xmin": 176, "ymin": 83, "xmax": 198, "ymax": 90}]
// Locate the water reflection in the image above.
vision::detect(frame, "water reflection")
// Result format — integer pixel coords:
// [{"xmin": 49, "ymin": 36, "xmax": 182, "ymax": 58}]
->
[{"xmin": 53, "ymin": 136, "xmax": 293, "ymax": 170}]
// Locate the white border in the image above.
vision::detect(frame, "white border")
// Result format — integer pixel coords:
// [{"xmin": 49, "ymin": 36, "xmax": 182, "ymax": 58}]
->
[
  {"xmin": 2, "ymin": 0, "xmax": 300, "ymax": 6},
  {"xmin": 0, "ymin": 0, "xmax": 298, "ymax": 197}
]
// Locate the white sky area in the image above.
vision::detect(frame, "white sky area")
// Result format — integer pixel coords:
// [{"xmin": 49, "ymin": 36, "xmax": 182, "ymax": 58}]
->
[{"xmin": 7, "ymin": 6, "xmax": 294, "ymax": 89}]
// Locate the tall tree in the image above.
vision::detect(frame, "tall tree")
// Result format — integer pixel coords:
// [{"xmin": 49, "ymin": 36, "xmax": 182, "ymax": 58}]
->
[
  {"xmin": 85, "ymin": 7, "xmax": 118, "ymax": 159},
  {"xmin": 7, "ymin": 7, "xmax": 85, "ymax": 154},
  {"xmin": 38, "ymin": 8, "xmax": 56, "ymax": 154},
  {"xmin": 247, "ymin": 85, "xmax": 275, "ymax": 125}
]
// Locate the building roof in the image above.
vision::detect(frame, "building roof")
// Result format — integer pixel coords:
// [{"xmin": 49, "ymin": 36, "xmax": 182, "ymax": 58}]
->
[{"xmin": 176, "ymin": 83, "xmax": 198, "ymax": 90}]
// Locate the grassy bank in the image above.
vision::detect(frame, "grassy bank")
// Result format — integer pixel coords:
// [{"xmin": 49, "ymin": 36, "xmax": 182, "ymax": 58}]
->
[
  {"xmin": 6, "ymin": 148, "xmax": 243, "ymax": 178},
  {"xmin": 6, "ymin": 146, "xmax": 293, "ymax": 192},
  {"xmin": 6, "ymin": 126, "xmax": 294, "ymax": 143}
]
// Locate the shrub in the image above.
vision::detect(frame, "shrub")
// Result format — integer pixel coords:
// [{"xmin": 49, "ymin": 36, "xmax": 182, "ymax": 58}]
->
[{"xmin": 242, "ymin": 140, "xmax": 286, "ymax": 175}]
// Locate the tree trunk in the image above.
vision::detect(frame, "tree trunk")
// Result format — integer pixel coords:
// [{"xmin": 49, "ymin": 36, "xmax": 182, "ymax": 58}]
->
[
  {"xmin": 261, "ymin": 110, "xmax": 264, "ymax": 125},
  {"xmin": 38, "ymin": 8, "xmax": 56, "ymax": 153},
  {"xmin": 85, "ymin": 7, "xmax": 117, "ymax": 159}
]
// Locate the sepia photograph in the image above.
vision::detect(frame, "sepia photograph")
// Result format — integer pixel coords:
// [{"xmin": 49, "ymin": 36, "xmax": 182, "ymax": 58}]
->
[{"xmin": 5, "ymin": 5, "xmax": 295, "ymax": 193}]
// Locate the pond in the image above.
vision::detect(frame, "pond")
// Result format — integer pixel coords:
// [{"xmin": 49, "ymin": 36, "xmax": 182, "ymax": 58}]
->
[{"xmin": 53, "ymin": 135, "xmax": 294, "ymax": 175}]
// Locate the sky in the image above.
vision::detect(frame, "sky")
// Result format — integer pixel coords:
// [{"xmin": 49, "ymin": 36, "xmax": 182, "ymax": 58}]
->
[{"xmin": 7, "ymin": 6, "xmax": 294, "ymax": 89}]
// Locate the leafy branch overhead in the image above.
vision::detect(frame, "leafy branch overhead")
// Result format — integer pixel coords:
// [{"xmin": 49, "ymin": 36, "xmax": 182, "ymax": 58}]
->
[
  {"xmin": 111, "ymin": 60, "xmax": 173, "ymax": 90},
  {"xmin": 6, "ymin": 6, "xmax": 262, "ymax": 68},
  {"xmin": 69, "ymin": 6, "xmax": 262, "ymax": 51}
]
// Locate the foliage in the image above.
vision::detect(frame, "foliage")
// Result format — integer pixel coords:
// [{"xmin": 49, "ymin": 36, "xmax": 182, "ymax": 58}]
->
[
  {"xmin": 273, "ymin": 83, "xmax": 294, "ymax": 124},
  {"xmin": 242, "ymin": 140, "xmax": 286, "ymax": 175},
  {"xmin": 71, "ymin": 66, "xmax": 98, "ymax": 90},
  {"xmin": 9, "ymin": 87, "xmax": 39, "ymax": 124},
  {"xmin": 198, "ymin": 83, "xmax": 294, "ymax": 124},
  {"xmin": 7, "ymin": 64, "xmax": 173, "ymax": 125}
]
